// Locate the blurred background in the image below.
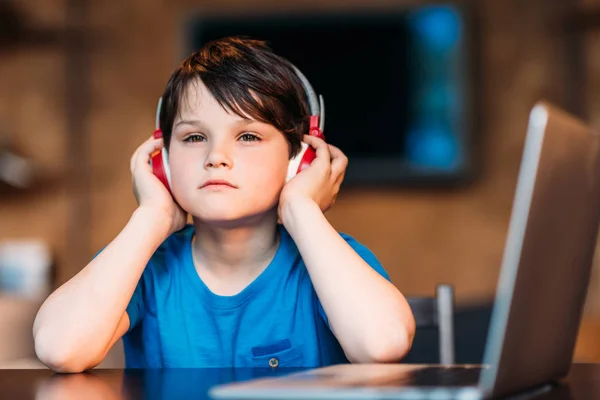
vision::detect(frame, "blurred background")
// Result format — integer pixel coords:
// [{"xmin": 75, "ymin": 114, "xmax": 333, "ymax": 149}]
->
[{"xmin": 1, "ymin": 0, "xmax": 600, "ymax": 368}]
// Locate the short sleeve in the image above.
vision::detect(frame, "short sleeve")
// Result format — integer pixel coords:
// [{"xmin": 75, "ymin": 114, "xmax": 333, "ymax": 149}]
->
[
  {"xmin": 125, "ymin": 277, "xmax": 146, "ymax": 332},
  {"xmin": 317, "ymin": 233, "xmax": 391, "ymax": 326}
]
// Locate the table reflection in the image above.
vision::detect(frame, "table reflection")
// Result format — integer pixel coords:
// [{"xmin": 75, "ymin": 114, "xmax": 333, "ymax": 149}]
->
[
  {"xmin": 32, "ymin": 367, "xmax": 576, "ymax": 400},
  {"xmin": 35, "ymin": 368, "xmax": 306, "ymax": 400}
]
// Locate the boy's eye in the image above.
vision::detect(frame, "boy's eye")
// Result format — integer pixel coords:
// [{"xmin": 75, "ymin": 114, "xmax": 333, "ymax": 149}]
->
[
  {"xmin": 183, "ymin": 134, "xmax": 205, "ymax": 143},
  {"xmin": 239, "ymin": 133, "xmax": 260, "ymax": 142}
]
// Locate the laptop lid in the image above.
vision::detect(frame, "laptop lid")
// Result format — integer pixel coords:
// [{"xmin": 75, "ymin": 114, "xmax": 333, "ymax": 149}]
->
[{"xmin": 479, "ymin": 102, "xmax": 600, "ymax": 398}]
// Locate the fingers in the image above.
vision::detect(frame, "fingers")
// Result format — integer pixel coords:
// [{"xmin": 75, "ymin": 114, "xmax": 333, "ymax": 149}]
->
[
  {"xmin": 308, "ymin": 139, "xmax": 346, "ymax": 212},
  {"xmin": 328, "ymin": 144, "xmax": 348, "ymax": 190},
  {"xmin": 329, "ymin": 144, "xmax": 348, "ymax": 181},
  {"xmin": 327, "ymin": 143, "xmax": 345, "ymax": 160},
  {"xmin": 302, "ymin": 135, "xmax": 348, "ymax": 189},
  {"xmin": 327, "ymin": 144, "xmax": 346, "ymax": 209},
  {"xmin": 302, "ymin": 135, "xmax": 331, "ymax": 169},
  {"xmin": 131, "ymin": 136, "xmax": 164, "ymax": 175}
]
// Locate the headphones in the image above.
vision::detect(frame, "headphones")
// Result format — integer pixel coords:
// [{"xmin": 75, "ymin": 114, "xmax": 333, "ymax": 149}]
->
[{"xmin": 150, "ymin": 64, "xmax": 325, "ymax": 196}]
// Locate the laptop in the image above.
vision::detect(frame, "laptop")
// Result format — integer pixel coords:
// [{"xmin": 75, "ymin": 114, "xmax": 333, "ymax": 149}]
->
[{"xmin": 208, "ymin": 101, "xmax": 600, "ymax": 400}]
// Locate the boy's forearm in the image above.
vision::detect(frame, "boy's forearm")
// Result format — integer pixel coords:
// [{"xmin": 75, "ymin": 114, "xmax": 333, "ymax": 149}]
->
[
  {"xmin": 281, "ymin": 199, "xmax": 416, "ymax": 363},
  {"xmin": 33, "ymin": 207, "xmax": 171, "ymax": 372}
]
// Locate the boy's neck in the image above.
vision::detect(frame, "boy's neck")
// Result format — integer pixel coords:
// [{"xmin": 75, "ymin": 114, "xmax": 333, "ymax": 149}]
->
[{"xmin": 190, "ymin": 214, "xmax": 280, "ymax": 295}]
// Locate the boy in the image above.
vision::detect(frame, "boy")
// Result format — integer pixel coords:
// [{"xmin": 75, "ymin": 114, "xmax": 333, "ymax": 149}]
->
[{"xmin": 33, "ymin": 37, "xmax": 416, "ymax": 372}]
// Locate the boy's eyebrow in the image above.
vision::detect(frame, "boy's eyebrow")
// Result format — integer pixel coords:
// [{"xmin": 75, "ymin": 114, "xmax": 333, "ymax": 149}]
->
[
  {"xmin": 173, "ymin": 118, "xmax": 259, "ymax": 129},
  {"xmin": 173, "ymin": 119, "xmax": 208, "ymax": 129}
]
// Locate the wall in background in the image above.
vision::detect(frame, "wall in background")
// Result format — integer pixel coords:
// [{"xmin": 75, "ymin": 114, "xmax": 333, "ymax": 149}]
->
[{"xmin": 0, "ymin": 0, "xmax": 593, "ymax": 312}]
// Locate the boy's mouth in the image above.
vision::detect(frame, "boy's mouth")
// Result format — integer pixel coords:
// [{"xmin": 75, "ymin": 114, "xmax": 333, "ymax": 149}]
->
[{"xmin": 200, "ymin": 179, "xmax": 237, "ymax": 189}]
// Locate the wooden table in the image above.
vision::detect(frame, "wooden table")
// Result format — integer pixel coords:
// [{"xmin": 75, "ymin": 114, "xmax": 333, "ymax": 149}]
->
[{"xmin": 3, "ymin": 364, "xmax": 600, "ymax": 399}]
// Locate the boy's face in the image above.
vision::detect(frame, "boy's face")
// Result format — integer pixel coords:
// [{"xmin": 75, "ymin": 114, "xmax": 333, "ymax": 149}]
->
[{"xmin": 167, "ymin": 80, "xmax": 290, "ymax": 223}]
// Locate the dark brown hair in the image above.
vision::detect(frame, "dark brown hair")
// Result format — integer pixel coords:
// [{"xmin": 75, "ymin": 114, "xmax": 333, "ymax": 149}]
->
[{"xmin": 158, "ymin": 36, "xmax": 310, "ymax": 157}]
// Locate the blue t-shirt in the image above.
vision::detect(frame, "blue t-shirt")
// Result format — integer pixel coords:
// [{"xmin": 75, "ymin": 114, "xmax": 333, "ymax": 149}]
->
[{"xmin": 122, "ymin": 224, "xmax": 390, "ymax": 368}]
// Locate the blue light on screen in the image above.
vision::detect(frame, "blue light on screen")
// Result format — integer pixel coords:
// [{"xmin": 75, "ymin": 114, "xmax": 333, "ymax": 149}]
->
[
  {"xmin": 405, "ymin": 125, "xmax": 460, "ymax": 171},
  {"xmin": 404, "ymin": 5, "xmax": 465, "ymax": 172},
  {"xmin": 416, "ymin": 81, "xmax": 461, "ymax": 116},
  {"xmin": 408, "ymin": 5, "xmax": 462, "ymax": 53}
]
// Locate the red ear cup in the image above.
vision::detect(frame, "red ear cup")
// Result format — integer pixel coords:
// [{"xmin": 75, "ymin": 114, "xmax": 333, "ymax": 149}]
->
[
  {"xmin": 296, "ymin": 145, "xmax": 317, "ymax": 174},
  {"xmin": 309, "ymin": 115, "xmax": 324, "ymax": 139},
  {"xmin": 150, "ymin": 129, "xmax": 173, "ymax": 195},
  {"xmin": 299, "ymin": 115, "xmax": 323, "ymax": 173},
  {"xmin": 286, "ymin": 115, "xmax": 325, "ymax": 180}
]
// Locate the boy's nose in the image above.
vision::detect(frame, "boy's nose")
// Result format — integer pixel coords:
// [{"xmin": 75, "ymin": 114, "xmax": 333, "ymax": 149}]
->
[{"xmin": 205, "ymin": 145, "xmax": 233, "ymax": 169}]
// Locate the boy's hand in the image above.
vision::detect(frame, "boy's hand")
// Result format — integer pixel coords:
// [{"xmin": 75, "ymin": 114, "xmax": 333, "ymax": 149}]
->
[
  {"xmin": 279, "ymin": 134, "xmax": 347, "ymax": 221},
  {"xmin": 130, "ymin": 136, "xmax": 187, "ymax": 235}
]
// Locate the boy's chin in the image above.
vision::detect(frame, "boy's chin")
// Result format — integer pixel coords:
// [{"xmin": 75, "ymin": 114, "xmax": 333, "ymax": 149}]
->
[{"xmin": 188, "ymin": 207, "xmax": 278, "ymax": 227}]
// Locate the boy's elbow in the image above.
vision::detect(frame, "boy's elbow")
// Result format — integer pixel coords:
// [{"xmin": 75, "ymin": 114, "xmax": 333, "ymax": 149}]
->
[
  {"xmin": 367, "ymin": 329, "xmax": 414, "ymax": 363},
  {"xmin": 35, "ymin": 333, "xmax": 97, "ymax": 373},
  {"xmin": 364, "ymin": 318, "xmax": 416, "ymax": 363},
  {"xmin": 37, "ymin": 349, "xmax": 97, "ymax": 373},
  {"xmin": 41, "ymin": 356, "xmax": 89, "ymax": 374}
]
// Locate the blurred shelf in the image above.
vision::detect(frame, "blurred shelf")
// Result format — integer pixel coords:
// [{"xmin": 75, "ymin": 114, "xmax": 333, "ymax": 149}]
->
[{"xmin": 0, "ymin": 1, "xmax": 68, "ymax": 51}]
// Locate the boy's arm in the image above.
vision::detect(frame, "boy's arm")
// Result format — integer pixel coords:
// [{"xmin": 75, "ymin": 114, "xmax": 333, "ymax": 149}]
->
[
  {"xmin": 279, "ymin": 135, "xmax": 415, "ymax": 364},
  {"xmin": 34, "ymin": 135, "xmax": 183, "ymax": 373},
  {"xmin": 33, "ymin": 207, "xmax": 171, "ymax": 373},
  {"xmin": 282, "ymin": 199, "xmax": 416, "ymax": 363}
]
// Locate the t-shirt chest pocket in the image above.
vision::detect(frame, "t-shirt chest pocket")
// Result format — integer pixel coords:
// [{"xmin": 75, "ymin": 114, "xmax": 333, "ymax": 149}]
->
[{"xmin": 245, "ymin": 339, "xmax": 305, "ymax": 368}]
